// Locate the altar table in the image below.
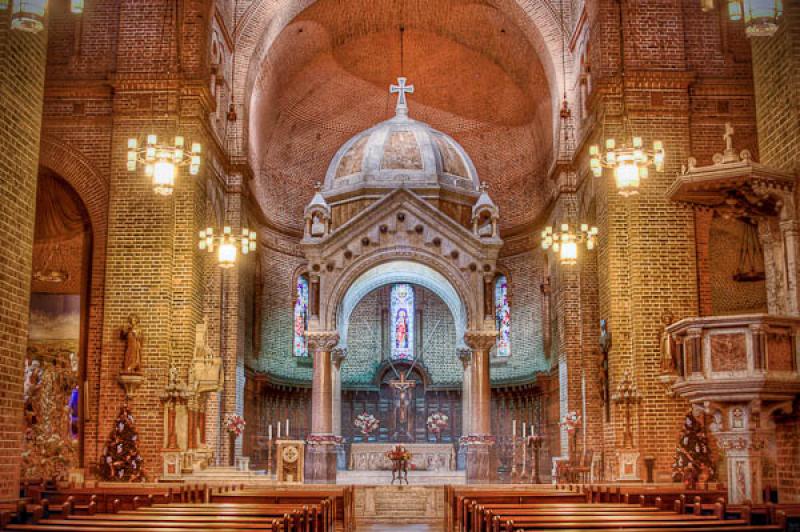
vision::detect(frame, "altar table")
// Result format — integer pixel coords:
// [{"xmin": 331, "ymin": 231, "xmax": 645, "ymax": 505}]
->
[{"xmin": 349, "ymin": 443, "xmax": 455, "ymax": 471}]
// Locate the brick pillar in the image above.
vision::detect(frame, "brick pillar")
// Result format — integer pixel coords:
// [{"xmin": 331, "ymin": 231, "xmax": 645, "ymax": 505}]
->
[
  {"xmin": 463, "ymin": 330, "xmax": 498, "ymax": 483},
  {"xmin": 750, "ymin": 3, "xmax": 800, "ymax": 501},
  {"xmin": 0, "ymin": 14, "xmax": 47, "ymax": 499},
  {"xmin": 306, "ymin": 331, "xmax": 339, "ymax": 483},
  {"xmin": 219, "ymin": 186, "xmax": 245, "ymax": 465}
]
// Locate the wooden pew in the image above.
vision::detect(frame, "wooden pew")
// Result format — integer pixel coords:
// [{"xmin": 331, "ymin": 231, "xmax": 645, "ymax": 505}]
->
[
  {"xmin": 210, "ymin": 487, "xmax": 351, "ymax": 531},
  {"xmin": 448, "ymin": 487, "xmax": 586, "ymax": 532}
]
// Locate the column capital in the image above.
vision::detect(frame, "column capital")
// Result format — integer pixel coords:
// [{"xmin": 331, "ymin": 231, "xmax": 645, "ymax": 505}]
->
[
  {"xmin": 306, "ymin": 331, "xmax": 340, "ymax": 353},
  {"xmin": 332, "ymin": 347, "xmax": 348, "ymax": 368},
  {"xmin": 464, "ymin": 330, "xmax": 498, "ymax": 351},
  {"xmin": 457, "ymin": 348, "xmax": 473, "ymax": 368}
]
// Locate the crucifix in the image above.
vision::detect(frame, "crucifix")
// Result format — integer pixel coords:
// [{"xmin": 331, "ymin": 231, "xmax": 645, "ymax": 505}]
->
[
  {"xmin": 389, "ymin": 371, "xmax": 416, "ymax": 442},
  {"xmin": 390, "ymin": 77, "xmax": 415, "ymax": 116}
]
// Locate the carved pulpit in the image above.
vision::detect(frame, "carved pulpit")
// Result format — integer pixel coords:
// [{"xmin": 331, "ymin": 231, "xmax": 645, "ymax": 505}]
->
[{"xmin": 389, "ymin": 372, "xmax": 416, "ymax": 442}]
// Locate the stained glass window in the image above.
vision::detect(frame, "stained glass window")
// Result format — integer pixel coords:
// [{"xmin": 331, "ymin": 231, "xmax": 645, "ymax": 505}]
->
[
  {"xmin": 293, "ymin": 276, "xmax": 309, "ymax": 357},
  {"xmin": 495, "ymin": 276, "xmax": 511, "ymax": 357},
  {"xmin": 391, "ymin": 284, "xmax": 415, "ymax": 360}
]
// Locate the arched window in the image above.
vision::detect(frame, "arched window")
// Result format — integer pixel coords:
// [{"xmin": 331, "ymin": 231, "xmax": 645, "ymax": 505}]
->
[
  {"xmin": 293, "ymin": 275, "xmax": 309, "ymax": 357},
  {"xmin": 495, "ymin": 275, "xmax": 511, "ymax": 357},
  {"xmin": 391, "ymin": 284, "xmax": 415, "ymax": 360}
]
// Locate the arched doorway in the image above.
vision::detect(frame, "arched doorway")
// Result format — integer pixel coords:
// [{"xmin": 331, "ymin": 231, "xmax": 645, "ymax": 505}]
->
[{"xmin": 23, "ymin": 170, "xmax": 92, "ymax": 481}]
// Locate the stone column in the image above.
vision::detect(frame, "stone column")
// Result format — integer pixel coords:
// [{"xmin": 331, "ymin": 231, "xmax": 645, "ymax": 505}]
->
[
  {"xmin": 463, "ymin": 331, "xmax": 498, "ymax": 483},
  {"xmin": 458, "ymin": 348, "xmax": 473, "ymax": 436},
  {"xmin": 332, "ymin": 348, "xmax": 347, "ymax": 471},
  {"xmin": 781, "ymin": 219, "xmax": 800, "ymax": 316},
  {"xmin": 305, "ymin": 331, "xmax": 340, "ymax": 483},
  {"xmin": 331, "ymin": 348, "xmax": 347, "ymax": 437}
]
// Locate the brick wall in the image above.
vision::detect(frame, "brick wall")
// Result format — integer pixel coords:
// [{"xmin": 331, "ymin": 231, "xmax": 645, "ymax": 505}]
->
[
  {"xmin": 0, "ymin": 11, "xmax": 48, "ymax": 499},
  {"xmin": 751, "ymin": 2, "xmax": 800, "ymax": 501}
]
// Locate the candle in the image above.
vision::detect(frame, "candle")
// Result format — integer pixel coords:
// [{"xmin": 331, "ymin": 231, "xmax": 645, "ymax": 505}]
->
[
  {"xmin": 522, "ymin": 422, "xmax": 527, "ymax": 438},
  {"xmin": 286, "ymin": 419, "xmax": 289, "ymax": 438},
  {"xmin": 512, "ymin": 419, "xmax": 517, "ymax": 437},
  {"xmin": 268, "ymin": 424, "xmax": 272, "ymax": 440},
  {"xmin": 277, "ymin": 422, "xmax": 282, "ymax": 439}
]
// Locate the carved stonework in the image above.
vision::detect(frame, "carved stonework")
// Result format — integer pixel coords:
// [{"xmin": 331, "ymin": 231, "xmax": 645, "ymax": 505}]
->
[
  {"xmin": 307, "ymin": 331, "xmax": 340, "ymax": 354},
  {"xmin": 457, "ymin": 348, "xmax": 473, "ymax": 369},
  {"xmin": 464, "ymin": 330, "xmax": 498, "ymax": 352},
  {"xmin": 190, "ymin": 321, "xmax": 223, "ymax": 395}
]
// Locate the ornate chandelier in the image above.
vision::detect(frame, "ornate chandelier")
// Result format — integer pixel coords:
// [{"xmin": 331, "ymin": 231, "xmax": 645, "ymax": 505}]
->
[
  {"xmin": 127, "ymin": 135, "xmax": 201, "ymax": 196},
  {"xmin": 728, "ymin": 0, "xmax": 783, "ymax": 37},
  {"xmin": 4, "ymin": 0, "xmax": 83, "ymax": 33},
  {"xmin": 541, "ymin": 223, "xmax": 598, "ymax": 266},
  {"xmin": 590, "ymin": 135, "xmax": 665, "ymax": 197},
  {"xmin": 198, "ymin": 226, "xmax": 257, "ymax": 269}
]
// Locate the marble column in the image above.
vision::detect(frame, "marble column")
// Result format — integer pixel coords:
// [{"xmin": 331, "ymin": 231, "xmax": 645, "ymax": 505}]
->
[
  {"xmin": 464, "ymin": 330, "xmax": 498, "ymax": 483},
  {"xmin": 331, "ymin": 348, "xmax": 347, "ymax": 437},
  {"xmin": 458, "ymin": 348, "xmax": 473, "ymax": 436},
  {"xmin": 305, "ymin": 331, "xmax": 340, "ymax": 483},
  {"xmin": 332, "ymin": 348, "xmax": 347, "ymax": 471}
]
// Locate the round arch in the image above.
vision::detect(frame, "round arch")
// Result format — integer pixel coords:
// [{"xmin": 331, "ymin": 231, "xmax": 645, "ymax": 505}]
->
[{"xmin": 335, "ymin": 260, "xmax": 468, "ymax": 350}]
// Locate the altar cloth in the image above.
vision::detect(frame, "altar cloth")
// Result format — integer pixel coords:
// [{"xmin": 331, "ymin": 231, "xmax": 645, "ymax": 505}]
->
[{"xmin": 348, "ymin": 443, "xmax": 456, "ymax": 471}]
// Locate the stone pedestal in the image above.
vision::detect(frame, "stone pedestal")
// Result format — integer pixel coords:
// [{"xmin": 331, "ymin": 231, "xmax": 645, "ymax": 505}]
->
[
  {"xmin": 305, "ymin": 440, "xmax": 338, "ymax": 484},
  {"xmin": 464, "ymin": 440, "xmax": 497, "ymax": 483},
  {"xmin": 718, "ymin": 430, "xmax": 766, "ymax": 504}
]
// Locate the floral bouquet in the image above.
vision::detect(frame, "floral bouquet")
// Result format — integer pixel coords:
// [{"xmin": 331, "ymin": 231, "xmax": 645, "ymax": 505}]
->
[
  {"xmin": 426, "ymin": 412, "xmax": 449, "ymax": 435},
  {"xmin": 560, "ymin": 411, "xmax": 581, "ymax": 434},
  {"xmin": 386, "ymin": 445, "xmax": 412, "ymax": 462},
  {"xmin": 354, "ymin": 412, "xmax": 379, "ymax": 436},
  {"xmin": 224, "ymin": 413, "xmax": 246, "ymax": 437}
]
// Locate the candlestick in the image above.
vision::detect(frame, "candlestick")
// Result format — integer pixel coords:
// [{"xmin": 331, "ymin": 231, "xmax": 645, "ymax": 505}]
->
[
  {"xmin": 268, "ymin": 424, "xmax": 272, "ymax": 441},
  {"xmin": 512, "ymin": 419, "xmax": 517, "ymax": 437},
  {"xmin": 277, "ymin": 422, "xmax": 281, "ymax": 439},
  {"xmin": 522, "ymin": 422, "xmax": 526, "ymax": 438}
]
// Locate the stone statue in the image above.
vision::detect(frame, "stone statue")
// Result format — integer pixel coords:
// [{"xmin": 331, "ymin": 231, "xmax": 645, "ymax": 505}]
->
[
  {"xmin": 121, "ymin": 315, "xmax": 143, "ymax": 374},
  {"xmin": 660, "ymin": 311, "xmax": 677, "ymax": 375},
  {"xmin": 599, "ymin": 319, "xmax": 612, "ymax": 355}
]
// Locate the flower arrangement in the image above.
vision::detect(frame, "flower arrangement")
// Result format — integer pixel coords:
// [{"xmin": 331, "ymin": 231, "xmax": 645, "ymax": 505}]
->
[
  {"xmin": 386, "ymin": 445, "xmax": 412, "ymax": 462},
  {"xmin": 224, "ymin": 413, "xmax": 246, "ymax": 437},
  {"xmin": 426, "ymin": 412, "xmax": 449, "ymax": 434},
  {"xmin": 560, "ymin": 411, "xmax": 582, "ymax": 434},
  {"xmin": 354, "ymin": 412, "xmax": 380, "ymax": 436}
]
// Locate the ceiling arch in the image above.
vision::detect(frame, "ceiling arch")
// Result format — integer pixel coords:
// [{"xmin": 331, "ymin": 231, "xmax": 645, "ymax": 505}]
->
[
  {"xmin": 336, "ymin": 260, "xmax": 467, "ymax": 350},
  {"xmin": 236, "ymin": 0, "xmax": 569, "ymax": 235}
]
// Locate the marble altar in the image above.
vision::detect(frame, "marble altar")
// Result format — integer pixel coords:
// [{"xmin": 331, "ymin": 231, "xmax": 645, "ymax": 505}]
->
[{"xmin": 349, "ymin": 443, "xmax": 456, "ymax": 471}]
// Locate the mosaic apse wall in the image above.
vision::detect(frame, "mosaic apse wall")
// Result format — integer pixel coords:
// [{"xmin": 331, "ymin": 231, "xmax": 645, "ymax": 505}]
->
[{"xmin": 24, "ymin": 294, "xmax": 81, "ymax": 481}]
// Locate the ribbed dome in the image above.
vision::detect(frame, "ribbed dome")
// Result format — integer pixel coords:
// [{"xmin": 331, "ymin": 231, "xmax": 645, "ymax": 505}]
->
[{"xmin": 323, "ymin": 81, "xmax": 480, "ymax": 200}]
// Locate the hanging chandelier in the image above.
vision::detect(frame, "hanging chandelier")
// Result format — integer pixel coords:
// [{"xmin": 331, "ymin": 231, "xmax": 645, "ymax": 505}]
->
[
  {"xmin": 728, "ymin": 0, "xmax": 783, "ymax": 37},
  {"xmin": 127, "ymin": 135, "xmax": 201, "ymax": 196},
  {"xmin": 4, "ymin": 0, "xmax": 83, "ymax": 33},
  {"xmin": 198, "ymin": 225, "xmax": 257, "ymax": 269},
  {"xmin": 590, "ymin": 135, "xmax": 665, "ymax": 197},
  {"xmin": 541, "ymin": 223, "xmax": 598, "ymax": 266}
]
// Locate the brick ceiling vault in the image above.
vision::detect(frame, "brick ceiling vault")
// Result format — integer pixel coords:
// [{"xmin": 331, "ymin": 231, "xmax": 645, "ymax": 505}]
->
[{"xmin": 235, "ymin": 0, "xmax": 570, "ymax": 236}]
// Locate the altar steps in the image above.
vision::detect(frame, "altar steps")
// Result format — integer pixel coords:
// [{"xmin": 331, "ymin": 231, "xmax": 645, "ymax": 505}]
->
[{"xmin": 354, "ymin": 485, "xmax": 446, "ymax": 525}]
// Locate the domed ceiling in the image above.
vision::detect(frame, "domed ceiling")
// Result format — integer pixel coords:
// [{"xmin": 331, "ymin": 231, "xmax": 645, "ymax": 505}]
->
[{"xmin": 248, "ymin": 0, "xmax": 555, "ymax": 235}]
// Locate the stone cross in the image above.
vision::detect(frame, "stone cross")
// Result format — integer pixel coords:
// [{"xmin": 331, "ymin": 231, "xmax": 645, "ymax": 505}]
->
[{"xmin": 390, "ymin": 77, "xmax": 415, "ymax": 115}]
